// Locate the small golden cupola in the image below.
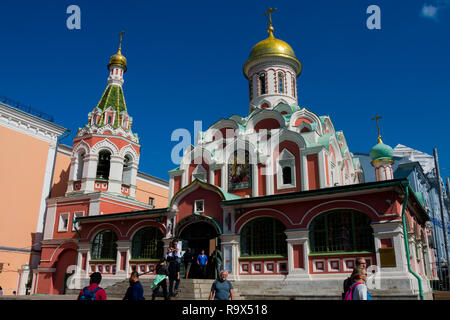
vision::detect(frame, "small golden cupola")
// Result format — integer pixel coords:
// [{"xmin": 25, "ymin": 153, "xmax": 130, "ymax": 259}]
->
[{"xmin": 108, "ymin": 31, "xmax": 127, "ymax": 72}]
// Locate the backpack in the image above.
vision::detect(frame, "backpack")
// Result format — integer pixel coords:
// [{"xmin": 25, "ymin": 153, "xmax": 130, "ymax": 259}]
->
[
  {"xmin": 344, "ymin": 282, "xmax": 361, "ymax": 300},
  {"xmin": 80, "ymin": 286, "xmax": 101, "ymax": 300}
]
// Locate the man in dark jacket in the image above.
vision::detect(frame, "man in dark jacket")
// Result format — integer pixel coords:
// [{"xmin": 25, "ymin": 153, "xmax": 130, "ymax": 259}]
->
[
  {"xmin": 123, "ymin": 271, "xmax": 145, "ymax": 300},
  {"xmin": 168, "ymin": 257, "xmax": 181, "ymax": 297},
  {"xmin": 183, "ymin": 248, "xmax": 193, "ymax": 279},
  {"xmin": 152, "ymin": 258, "xmax": 169, "ymax": 300}
]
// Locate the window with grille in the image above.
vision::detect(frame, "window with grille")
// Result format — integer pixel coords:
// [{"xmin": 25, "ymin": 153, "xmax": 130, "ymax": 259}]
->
[
  {"xmin": 91, "ymin": 230, "xmax": 118, "ymax": 260},
  {"xmin": 131, "ymin": 227, "xmax": 163, "ymax": 259},
  {"xmin": 240, "ymin": 218, "xmax": 287, "ymax": 257},
  {"xmin": 309, "ymin": 210, "xmax": 374, "ymax": 253}
]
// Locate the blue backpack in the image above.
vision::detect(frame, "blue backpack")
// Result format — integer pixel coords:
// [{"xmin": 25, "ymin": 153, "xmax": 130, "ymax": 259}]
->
[{"xmin": 80, "ymin": 287, "xmax": 101, "ymax": 300}]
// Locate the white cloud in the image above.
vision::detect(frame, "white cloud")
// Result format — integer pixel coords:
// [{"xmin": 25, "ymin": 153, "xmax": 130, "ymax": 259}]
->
[{"xmin": 421, "ymin": 4, "xmax": 439, "ymax": 19}]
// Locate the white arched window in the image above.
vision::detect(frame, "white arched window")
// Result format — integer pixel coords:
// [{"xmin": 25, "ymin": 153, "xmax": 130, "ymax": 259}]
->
[{"xmin": 277, "ymin": 149, "xmax": 296, "ymax": 190}]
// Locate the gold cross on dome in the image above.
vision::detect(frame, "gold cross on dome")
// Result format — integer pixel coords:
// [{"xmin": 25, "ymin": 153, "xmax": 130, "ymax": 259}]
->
[
  {"xmin": 118, "ymin": 31, "xmax": 125, "ymax": 52},
  {"xmin": 371, "ymin": 115, "xmax": 383, "ymax": 143},
  {"xmin": 264, "ymin": 8, "xmax": 277, "ymax": 28}
]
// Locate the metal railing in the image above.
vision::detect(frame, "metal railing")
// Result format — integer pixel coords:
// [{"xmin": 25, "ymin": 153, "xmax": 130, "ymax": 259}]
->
[{"xmin": 0, "ymin": 95, "xmax": 54, "ymax": 122}]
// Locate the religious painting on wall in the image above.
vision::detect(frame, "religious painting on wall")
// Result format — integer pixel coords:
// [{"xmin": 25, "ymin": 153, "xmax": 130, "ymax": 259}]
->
[{"xmin": 228, "ymin": 150, "xmax": 252, "ymax": 191}]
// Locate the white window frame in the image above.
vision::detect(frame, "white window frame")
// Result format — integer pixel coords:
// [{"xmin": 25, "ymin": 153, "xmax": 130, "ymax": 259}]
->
[
  {"xmin": 72, "ymin": 211, "xmax": 85, "ymax": 231},
  {"xmin": 194, "ymin": 199, "xmax": 205, "ymax": 213},
  {"xmin": 277, "ymin": 149, "xmax": 296, "ymax": 190},
  {"xmin": 58, "ymin": 212, "xmax": 70, "ymax": 232}
]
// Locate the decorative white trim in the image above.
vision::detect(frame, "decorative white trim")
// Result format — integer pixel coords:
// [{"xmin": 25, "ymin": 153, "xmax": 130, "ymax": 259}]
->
[{"xmin": 91, "ymin": 138, "xmax": 120, "ymax": 156}]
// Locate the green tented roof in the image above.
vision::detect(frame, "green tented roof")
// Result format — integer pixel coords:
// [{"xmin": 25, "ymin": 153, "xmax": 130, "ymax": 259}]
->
[{"xmin": 96, "ymin": 84, "xmax": 127, "ymax": 127}]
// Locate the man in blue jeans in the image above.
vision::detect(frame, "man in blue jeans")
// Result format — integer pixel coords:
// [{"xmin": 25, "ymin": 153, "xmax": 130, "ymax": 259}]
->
[{"xmin": 196, "ymin": 250, "xmax": 208, "ymax": 279}]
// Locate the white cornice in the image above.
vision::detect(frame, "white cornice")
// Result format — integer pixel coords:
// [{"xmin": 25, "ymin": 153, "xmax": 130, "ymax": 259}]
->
[{"xmin": 0, "ymin": 102, "xmax": 67, "ymax": 142}]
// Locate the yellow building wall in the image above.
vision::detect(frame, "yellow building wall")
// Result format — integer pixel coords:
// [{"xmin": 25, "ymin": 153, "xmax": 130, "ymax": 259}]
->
[
  {"xmin": 135, "ymin": 178, "xmax": 169, "ymax": 209},
  {"xmin": 0, "ymin": 126, "xmax": 50, "ymax": 295},
  {"xmin": 50, "ymin": 151, "xmax": 71, "ymax": 198}
]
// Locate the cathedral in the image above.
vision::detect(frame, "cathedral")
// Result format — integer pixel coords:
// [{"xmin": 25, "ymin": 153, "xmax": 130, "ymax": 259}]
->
[{"xmin": 31, "ymin": 10, "xmax": 435, "ymax": 299}]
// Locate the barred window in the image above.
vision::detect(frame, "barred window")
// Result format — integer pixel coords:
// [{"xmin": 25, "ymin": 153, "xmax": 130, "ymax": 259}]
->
[
  {"xmin": 309, "ymin": 210, "xmax": 374, "ymax": 253},
  {"xmin": 240, "ymin": 218, "xmax": 287, "ymax": 257},
  {"xmin": 91, "ymin": 230, "xmax": 117, "ymax": 260},
  {"xmin": 131, "ymin": 227, "xmax": 163, "ymax": 259}
]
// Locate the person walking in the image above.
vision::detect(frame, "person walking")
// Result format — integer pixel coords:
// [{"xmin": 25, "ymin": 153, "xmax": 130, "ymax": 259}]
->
[
  {"xmin": 168, "ymin": 255, "xmax": 181, "ymax": 297},
  {"xmin": 77, "ymin": 272, "xmax": 107, "ymax": 300},
  {"xmin": 342, "ymin": 257, "xmax": 367, "ymax": 299},
  {"xmin": 344, "ymin": 266, "xmax": 372, "ymax": 300},
  {"xmin": 151, "ymin": 258, "xmax": 169, "ymax": 300},
  {"xmin": 211, "ymin": 246, "xmax": 223, "ymax": 279},
  {"xmin": 123, "ymin": 271, "xmax": 145, "ymax": 300},
  {"xmin": 197, "ymin": 250, "xmax": 208, "ymax": 279},
  {"xmin": 183, "ymin": 248, "xmax": 193, "ymax": 279},
  {"xmin": 209, "ymin": 270, "xmax": 234, "ymax": 300}
]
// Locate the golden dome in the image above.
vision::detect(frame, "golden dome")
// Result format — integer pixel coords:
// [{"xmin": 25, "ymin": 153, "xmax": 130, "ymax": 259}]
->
[
  {"xmin": 244, "ymin": 26, "xmax": 302, "ymax": 78},
  {"xmin": 108, "ymin": 32, "xmax": 127, "ymax": 71},
  {"xmin": 108, "ymin": 48, "xmax": 127, "ymax": 71}
]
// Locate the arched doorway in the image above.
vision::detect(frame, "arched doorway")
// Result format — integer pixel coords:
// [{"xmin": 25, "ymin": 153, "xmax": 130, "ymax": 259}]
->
[{"xmin": 178, "ymin": 220, "xmax": 221, "ymax": 279}]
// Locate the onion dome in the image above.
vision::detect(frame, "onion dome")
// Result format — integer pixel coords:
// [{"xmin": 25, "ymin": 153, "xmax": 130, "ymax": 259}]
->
[
  {"xmin": 108, "ymin": 49, "xmax": 127, "ymax": 71},
  {"xmin": 369, "ymin": 141, "xmax": 394, "ymax": 163},
  {"xmin": 244, "ymin": 25, "xmax": 302, "ymax": 78},
  {"xmin": 108, "ymin": 31, "xmax": 127, "ymax": 71}
]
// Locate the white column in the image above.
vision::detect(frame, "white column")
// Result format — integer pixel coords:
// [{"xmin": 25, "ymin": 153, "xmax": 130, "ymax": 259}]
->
[
  {"xmin": 83, "ymin": 154, "xmax": 99, "ymax": 193},
  {"xmin": 108, "ymin": 155, "xmax": 124, "ymax": 194},
  {"xmin": 220, "ymin": 234, "xmax": 240, "ymax": 280},
  {"xmin": 285, "ymin": 229, "xmax": 310, "ymax": 279},
  {"xmin": 116, "ymin": 241, "xmax": 132, "ymax": 277},
  {"xmin": 129, "ymin": 163, "xmax": 138, "ymax": 198},
  {"xmin": 301, "ymin": 154, "xmax": 309, "ymax": 191},
  {"xmin": 318, "ymin": 150, "xmax": 327, "ymax": 188}
]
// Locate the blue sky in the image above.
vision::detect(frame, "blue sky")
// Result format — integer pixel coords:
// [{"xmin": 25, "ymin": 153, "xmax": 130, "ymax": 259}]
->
[{"xmin": 1, "ymin": 0, "xmax": 449, "ymax": 182}]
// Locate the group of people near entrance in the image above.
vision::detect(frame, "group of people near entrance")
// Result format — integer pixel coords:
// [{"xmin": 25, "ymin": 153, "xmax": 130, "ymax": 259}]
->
[
  {"xmin": 342, "ymin": 257, "xmax": 372, "ymax": 300},
  {"xmin": 76, "ymin": 248, "xmax": 369, "ymax": 301},
  {"xmin": 77, "ymin": 239, "xmax": 233, "ymax": 300}
]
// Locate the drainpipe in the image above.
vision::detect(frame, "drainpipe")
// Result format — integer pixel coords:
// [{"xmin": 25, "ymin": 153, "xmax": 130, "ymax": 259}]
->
[{"xmin": 401, "ymin": 182, "xmax": 424, "ymax": 300}]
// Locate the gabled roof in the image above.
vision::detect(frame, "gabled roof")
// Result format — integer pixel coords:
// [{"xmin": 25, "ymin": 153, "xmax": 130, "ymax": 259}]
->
[{"xmin": 169, "ymin": 178, "xmax": 241, "ymax": 207}]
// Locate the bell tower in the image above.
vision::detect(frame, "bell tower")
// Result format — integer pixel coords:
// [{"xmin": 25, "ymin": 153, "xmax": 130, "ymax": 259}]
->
[{"xmin": 66, "ymin": 32, "xmax": 140, "ymax": 198}]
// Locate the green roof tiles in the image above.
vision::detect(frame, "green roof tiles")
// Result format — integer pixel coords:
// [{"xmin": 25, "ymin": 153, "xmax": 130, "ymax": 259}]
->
[{"xmin": 96, "ymin": 85, "xmax": 127, "ymax": 128}]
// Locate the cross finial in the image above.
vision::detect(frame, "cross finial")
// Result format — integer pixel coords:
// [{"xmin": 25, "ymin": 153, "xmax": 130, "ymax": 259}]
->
[
  {"xmin": 264, "ymin": 8, "xmax": 277, "ymax": 37},
  {"xmin": 118, "ymin": 31, "xmax": 125, "ymax": 53},
  {"xmin": 371, "ymin": 115, "xmax": 383, "ymax": 143}
]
